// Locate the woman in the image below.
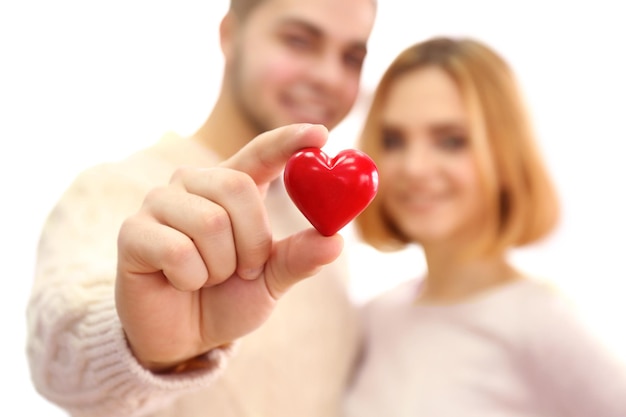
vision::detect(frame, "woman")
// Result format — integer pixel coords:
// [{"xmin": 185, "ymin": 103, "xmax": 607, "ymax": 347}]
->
[{"xmin": 344, "ymin": 37, "xmax": 626, "ymax": 417}]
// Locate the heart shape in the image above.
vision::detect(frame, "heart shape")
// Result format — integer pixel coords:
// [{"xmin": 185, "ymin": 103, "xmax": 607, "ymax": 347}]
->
[{"xmin": 284, "ymin": 147, "xmax": 379, "ymax": 236}]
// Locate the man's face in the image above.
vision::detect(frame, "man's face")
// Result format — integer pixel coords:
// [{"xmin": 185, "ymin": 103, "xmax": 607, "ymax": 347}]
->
[{"xmin": 225, "ymin": 0, "xmax": 376, "ymax": 133}]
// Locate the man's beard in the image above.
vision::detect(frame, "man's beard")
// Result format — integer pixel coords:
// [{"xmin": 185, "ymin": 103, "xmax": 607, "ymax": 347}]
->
[{"xmin": 229, "ymin": 52, "xmax": 275, "ymax": 138}]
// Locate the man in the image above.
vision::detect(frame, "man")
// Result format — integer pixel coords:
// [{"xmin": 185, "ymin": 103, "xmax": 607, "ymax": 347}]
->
[{"xmin": 27, "ymin": 0, "xmax": 377, "ymax": 416}]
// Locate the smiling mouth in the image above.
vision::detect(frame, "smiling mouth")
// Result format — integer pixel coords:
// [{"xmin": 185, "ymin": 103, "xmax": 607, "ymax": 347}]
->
[
  {"xmin": 399, "ymin": 194, "xmax": 442, "ymax": 211},
  {"xmin": 282, "ymin": 88, "xmax": 333, "ymax": 124},
  {"xmin": 284, "ymin": 100, "xmax": 331, "ymax": 124}
]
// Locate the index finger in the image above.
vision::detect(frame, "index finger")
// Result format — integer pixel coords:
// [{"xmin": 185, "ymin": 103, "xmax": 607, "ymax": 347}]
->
[{"xmin": 220, "ymin": 124, "xmax": 329, "ymax": 186}]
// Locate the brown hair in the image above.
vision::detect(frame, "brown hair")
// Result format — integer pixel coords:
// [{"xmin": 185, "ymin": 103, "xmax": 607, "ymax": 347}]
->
[
  {"xmin": 356, "ymin": 37, "xmax": 560, "ymax": 257},
  {"xmin": 229, "ymin": 0, "xmax": 265, "ymax": 20},
  {"xmin": 229, "ymin": 0, "xmax": 377, "ymax": 20}
]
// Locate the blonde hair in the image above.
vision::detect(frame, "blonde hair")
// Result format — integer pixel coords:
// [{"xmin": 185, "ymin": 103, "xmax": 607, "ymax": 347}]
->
[{"xmin": 356, "ymin": 37, "xmax": 560, "ymax": 257}]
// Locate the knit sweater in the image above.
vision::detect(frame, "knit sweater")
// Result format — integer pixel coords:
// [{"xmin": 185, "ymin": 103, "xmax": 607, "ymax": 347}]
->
[
  {"xmin": 26, "ymin": 133, "xmax": 360, "ymax": 417},
  {"xmin": 344, "ymin": 278, "xmax": 626, "ymax": 417}
]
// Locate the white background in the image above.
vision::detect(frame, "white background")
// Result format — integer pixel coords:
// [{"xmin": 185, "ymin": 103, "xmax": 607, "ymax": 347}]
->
[{"xmin": 2, "ymin": 1, "xmax": 625, "ymax": 415}]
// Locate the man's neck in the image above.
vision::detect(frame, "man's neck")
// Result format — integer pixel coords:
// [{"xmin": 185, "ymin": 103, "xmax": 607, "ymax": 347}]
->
[{"xmin": 191, "ymin": 87, "xmax": 258, "ymax": 160}]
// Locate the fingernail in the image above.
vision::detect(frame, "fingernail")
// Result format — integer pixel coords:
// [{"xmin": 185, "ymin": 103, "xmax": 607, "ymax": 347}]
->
[
  {"xmin": 296, "ymin": 123, "xmax": 313, "ymax": 134},
  {"xmin": 239, "ymin": 267, "xmax": 263, "ymax": 281}
]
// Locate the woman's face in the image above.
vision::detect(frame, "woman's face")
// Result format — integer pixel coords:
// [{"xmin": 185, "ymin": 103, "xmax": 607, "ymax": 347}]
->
[{"xmin": 377, "ymin": 67, "xmax": 486, "ymax": 247}]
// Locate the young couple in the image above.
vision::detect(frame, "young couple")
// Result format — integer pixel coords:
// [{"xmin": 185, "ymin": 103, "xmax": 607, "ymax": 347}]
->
[{"xmin": 27, "ymin": 0, "xmax": 626, "ymax": 416}]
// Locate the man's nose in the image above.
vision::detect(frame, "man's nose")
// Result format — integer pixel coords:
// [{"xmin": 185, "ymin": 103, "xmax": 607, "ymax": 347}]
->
[{"xmin": 308, "ymin": 52, "xmax": 347, "ymax": 90}]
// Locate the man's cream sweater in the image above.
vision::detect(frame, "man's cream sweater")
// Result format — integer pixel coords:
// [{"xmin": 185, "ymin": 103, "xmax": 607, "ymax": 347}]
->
[{"xmin": 27, "ymin": 134, "xmax": 360, "ymax": 417}]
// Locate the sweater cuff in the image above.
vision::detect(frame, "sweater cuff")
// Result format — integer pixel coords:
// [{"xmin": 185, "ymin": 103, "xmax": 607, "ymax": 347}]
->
[
  {"xmin": 84, "ymin": 298, "xmax": 238, "ymax": 413},
  {"xmin": 29, "ymin": 277, "xmax": 238, "ymax": 417}
]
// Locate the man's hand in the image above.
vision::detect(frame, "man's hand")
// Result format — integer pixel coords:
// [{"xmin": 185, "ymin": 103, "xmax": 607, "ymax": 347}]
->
[{"xmin": 115, "ymin": 124, "xmax": 344, "ymax": 371}]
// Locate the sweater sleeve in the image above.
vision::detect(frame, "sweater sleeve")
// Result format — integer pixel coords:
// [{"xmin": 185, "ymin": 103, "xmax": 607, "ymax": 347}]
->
[
  {"xmin": 26, "ymin": 163, "xmax": 235, "ymax": 417},
  {"xmin": 524, "ymin": 289, "xmax": 626, "ymax": 417}
]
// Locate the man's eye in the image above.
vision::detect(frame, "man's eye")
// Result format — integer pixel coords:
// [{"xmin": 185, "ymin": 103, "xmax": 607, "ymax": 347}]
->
[
  {"xmin": 284, "ymin": 34, "xmax": 312, "ymax": 49},
  {"xmin": 344, "ymin": 53, "xmax": 365, "ymax": 70}
]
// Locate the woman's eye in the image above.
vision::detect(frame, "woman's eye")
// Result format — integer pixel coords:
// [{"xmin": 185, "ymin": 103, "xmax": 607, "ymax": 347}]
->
[
  {"xmin": 382, "ymin": 132, "xmax": 404, "ymax": 151},
  {"xmin": 439, "ymin": 135, "xmax": 467, "ymax": 150}
]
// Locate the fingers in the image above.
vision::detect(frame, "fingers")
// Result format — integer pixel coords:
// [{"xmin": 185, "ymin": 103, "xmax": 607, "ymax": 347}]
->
[
  {"xmin": 142, "ymin": 184, "xmax": 238, "ymax": 285},
  {"xmin": 222, "ymin": 123, "xmax": 329, "ymax": 186},
  {"xmin": 119, "ymin": 124, "xmax": 329, "ymax": 292},
  {"xmin": 170, "ymin": 167, "xmax": 272, "ymax": 281},
  {"xmin": 264, "ymin": 229, "xmax": 344, "ymax": 299},
  {"xmin": 117, "ymin": 214, "xmax": 209, "ymax": 291}
]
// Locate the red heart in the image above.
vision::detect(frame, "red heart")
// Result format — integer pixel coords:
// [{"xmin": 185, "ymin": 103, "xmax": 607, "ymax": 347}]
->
[{"xmin": 284, "ymin": 147, "xmax": 379, "ymax": 236}]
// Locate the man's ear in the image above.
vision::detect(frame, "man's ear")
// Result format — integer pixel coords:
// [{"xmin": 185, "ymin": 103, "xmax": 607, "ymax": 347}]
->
[{"xmin": 219, "ymin": 12, "xmax": 238, "ymax": 62}]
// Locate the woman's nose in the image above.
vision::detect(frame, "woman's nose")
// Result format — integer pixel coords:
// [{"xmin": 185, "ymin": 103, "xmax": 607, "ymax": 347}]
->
[{"xmin": 402, "ymin": 141, "xmax": 436, "ymax": 177}]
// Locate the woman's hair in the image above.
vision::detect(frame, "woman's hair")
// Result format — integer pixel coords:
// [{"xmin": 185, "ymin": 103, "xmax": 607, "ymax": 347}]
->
[{"xmin": 356, "ymin": 36, "xmax": 560, "ymax": 257}]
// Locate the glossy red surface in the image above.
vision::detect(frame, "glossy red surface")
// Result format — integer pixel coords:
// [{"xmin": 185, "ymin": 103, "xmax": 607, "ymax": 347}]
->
[{"xmin": 284, "ymin": 147, "xmax": 379, "ymax": 236}]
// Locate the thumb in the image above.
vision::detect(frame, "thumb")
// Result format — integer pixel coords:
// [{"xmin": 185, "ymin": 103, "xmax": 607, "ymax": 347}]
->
[
  {"xmin": 264, "ymin": 229, "xmax": 344, "ymax": 299},
  {"xmin": 220, "ymin": 124, "xmax": 329, "ymax": 186}
]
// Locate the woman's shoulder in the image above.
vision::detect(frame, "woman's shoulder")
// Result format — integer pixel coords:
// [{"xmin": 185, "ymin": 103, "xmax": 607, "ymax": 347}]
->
[{"xmin": 511, "ymin": 277, "xmax": 578, "ymax": 316}]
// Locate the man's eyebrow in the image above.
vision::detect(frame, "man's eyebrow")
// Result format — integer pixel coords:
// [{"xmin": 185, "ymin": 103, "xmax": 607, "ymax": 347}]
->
[
  {"xmin": 275, "ymin": 17, "xmax": 323, "ymax": 37},
  {"xmin": 275, "ymin": 17, "xmax": 369, "ymax": 51}
]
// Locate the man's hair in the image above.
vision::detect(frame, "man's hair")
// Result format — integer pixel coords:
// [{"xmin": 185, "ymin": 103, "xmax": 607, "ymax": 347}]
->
[
  {"xmin": 229, "ymin": 0, "xmax": 265, "ymax": 20},
  {"xmin": 229, "ymin": 0, "xmax": 377, "ymax": 21}
]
